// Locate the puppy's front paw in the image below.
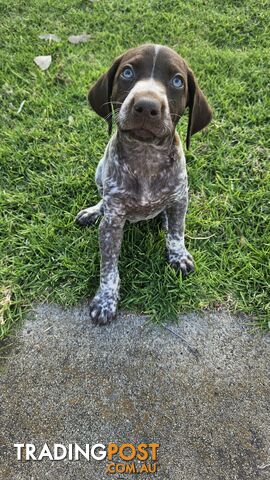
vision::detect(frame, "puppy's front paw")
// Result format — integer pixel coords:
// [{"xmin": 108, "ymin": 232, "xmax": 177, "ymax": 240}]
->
[
  {"xmin": 89, "ymin": 291, "xmax": 118, "ymax": 326},
  {"xmin": 168, "ymin": 250, "xmax": 194, "ymax": 278}
]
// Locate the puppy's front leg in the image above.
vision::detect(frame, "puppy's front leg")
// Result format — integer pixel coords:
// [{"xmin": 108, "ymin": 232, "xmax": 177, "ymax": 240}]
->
[
  {"xmin": 166, "ymin": 197, "xmax": 194, "ymax": 277},
  {"xmin": 90, "ymin": 215, "xmax": 125, "ymax": 325}
]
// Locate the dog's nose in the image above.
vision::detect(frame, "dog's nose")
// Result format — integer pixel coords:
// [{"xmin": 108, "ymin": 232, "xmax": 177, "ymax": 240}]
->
[{"xmin": 133, "ymin": 97, "xmax": 161, "ymax": 118}]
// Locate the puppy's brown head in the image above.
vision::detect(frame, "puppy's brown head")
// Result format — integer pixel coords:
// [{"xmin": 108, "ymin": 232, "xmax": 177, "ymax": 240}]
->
[{"xmin": 88, "ymin": 44, "xmax": 212, "ymax": 148}]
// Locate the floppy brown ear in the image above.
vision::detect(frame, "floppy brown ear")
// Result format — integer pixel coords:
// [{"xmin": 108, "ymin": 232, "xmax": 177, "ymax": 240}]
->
[
  {"xmin": 186, "ymin": 68, "xmax": 212, "ymax": 150},
  {"xmin": 88, "ymin": 55, "xmax": 123, "ymax": 135}
]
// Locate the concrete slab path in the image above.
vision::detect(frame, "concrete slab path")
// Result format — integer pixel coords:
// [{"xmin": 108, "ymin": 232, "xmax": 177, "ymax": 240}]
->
[{"xmin": 0, "ymin": 305, "xmax": 270, "ymax": 479}]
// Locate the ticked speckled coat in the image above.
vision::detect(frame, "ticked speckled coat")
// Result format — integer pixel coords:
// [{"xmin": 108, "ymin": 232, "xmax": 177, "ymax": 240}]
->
[{"xmin": 76, "ymin": 44, "xmax": 212, "ymax": 325}]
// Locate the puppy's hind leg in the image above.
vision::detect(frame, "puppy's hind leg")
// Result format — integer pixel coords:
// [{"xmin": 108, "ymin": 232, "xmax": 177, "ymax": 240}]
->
[
  {"xmin": 159, "ymin": 209, "xmax": 168, "ymax": 231},
  {"xmin": 75, "ymin": 200, "xmax": 103, "ymax": 227},
  {"xmin": 76, "ymin": 155, "xmax": 105, "ymax": 226}
]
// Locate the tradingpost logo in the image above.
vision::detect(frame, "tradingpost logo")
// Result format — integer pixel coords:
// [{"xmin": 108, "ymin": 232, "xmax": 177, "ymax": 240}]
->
[{"xmin": 14, "ymin": 442, "xmax": 160, "ymax": 474}]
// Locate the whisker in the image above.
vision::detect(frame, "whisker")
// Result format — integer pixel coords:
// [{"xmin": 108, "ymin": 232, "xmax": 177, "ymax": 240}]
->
[
  {"xmin": 101, "ymin": 100, "xmax": 123, "ymax": 109},
  {"xmin": 104, "ymin": 112, "xmax": 113, "ymax": 122},
  {"xmin": 102, "ymin": 106, "xmax": 122, "ymax": 123}
]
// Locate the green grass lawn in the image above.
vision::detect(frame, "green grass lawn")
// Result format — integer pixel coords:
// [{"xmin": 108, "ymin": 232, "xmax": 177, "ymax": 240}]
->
[{"xmin": 0, "ymin": 0, "xmax": 269, "ymax": 338}]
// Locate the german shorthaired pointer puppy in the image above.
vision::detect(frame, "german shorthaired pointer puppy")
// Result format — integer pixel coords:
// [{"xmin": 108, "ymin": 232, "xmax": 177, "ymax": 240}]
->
[{"xmin": 76, "ymin": 44, "xmax": 212, "ymax": 325}]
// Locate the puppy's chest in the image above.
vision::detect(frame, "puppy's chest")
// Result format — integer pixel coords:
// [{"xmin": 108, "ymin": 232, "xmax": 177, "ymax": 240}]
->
[
  {"xmin": 106, "ymin": 157, "xmax": 187, "ymax": 221},
  {"xmin": 127, "ymin": 170, "xmax": 178, "ymax": 204},
  {"xmin": 125, "ymin": 175, "xmax": 179, "ymax": 222}
]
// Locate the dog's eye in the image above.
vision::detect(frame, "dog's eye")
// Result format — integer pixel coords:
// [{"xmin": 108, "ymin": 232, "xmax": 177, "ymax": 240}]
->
[
  {"xmin": 170, "ymin": 74, "xmax": 184, "ymax": 89},
  {"xmin": 121, "ymin": 66, "xmax": 135, "ymax": 80}
]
